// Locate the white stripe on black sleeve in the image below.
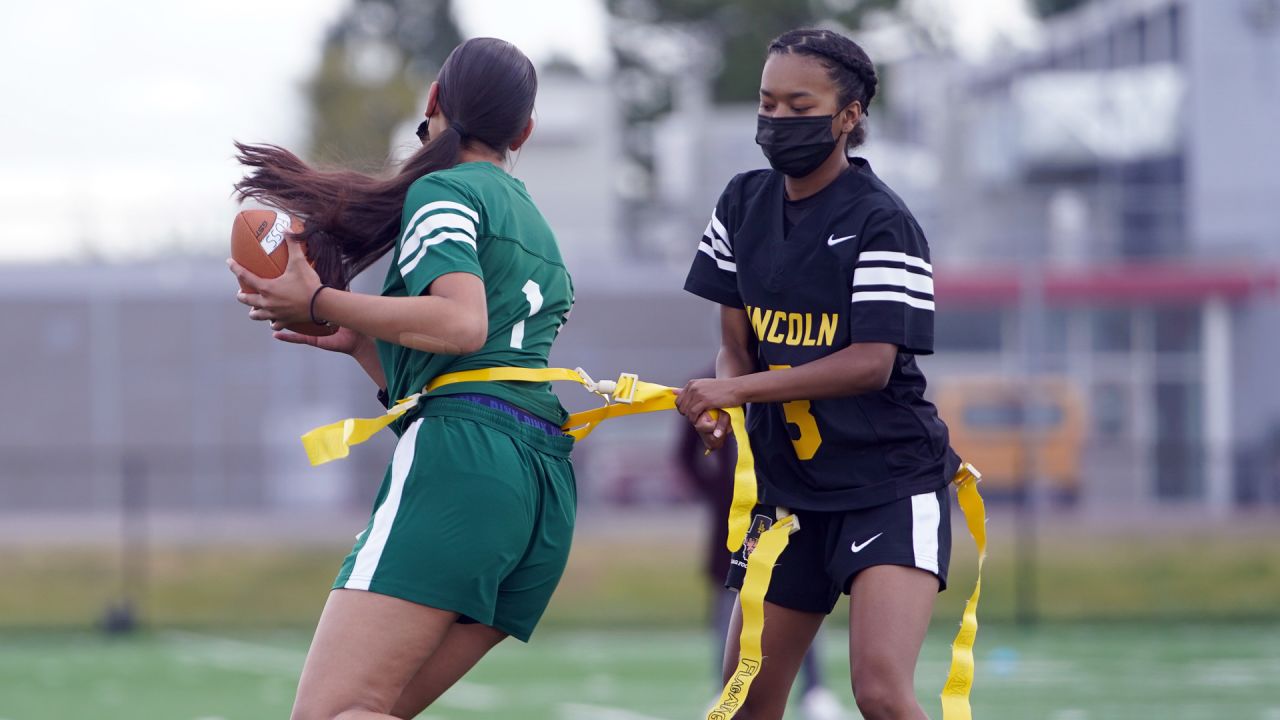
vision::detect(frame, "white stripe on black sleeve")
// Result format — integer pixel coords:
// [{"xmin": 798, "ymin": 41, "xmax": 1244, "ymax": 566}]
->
[
  {"xmin": 858, "ymin": 250, "xmax": 932, "ymax": 274},
  {"xmin": 698, "ymin": 242, "xmax": 736, "ymax": 272},
  {"xmin": 851, "ymin": 250, "xmax": 935, "ymax": 311},
  {"xmin": 708, "ymin": 229, "xmax": 733, "ymax": 260},
  {"xmin": 852, "ymin": 290, "xmax": 935, "ymax": 311},
  {"xmin": 698, "ymin": 208, "xmax": 736, "ymax": 272},
  {"xmin": 709, "ymin": 211, "xmax": 730, "ymax": 252},
  {"xmin": 853, "ymin": 266, "xmax": 935, "ymax": 295}
]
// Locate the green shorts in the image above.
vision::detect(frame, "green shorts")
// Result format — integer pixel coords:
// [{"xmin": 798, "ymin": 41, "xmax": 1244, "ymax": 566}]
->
[{"xmin": 333, "ymin": 397, "xmax": 576, "ymax": 642}]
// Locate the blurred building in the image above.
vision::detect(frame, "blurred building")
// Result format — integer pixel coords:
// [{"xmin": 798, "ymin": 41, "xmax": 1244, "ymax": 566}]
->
[
  {"xmin": 516, "ymin": 70, "xmax": 625, "ymax": 271},
  {"xmin": 5, "ymin": 1, "xmax": 1278, "ymax": 518},
  {"xmin": 639, "ymin": 0, "xmax": 1280, "ymax": 511},
  {"xmin": 0, "ymin": 262, "xmax": 390, "ymax": 515},
  {"xmin": 924, "ymin": 0, "xmax": 1280, "ymax": 511},
  {"xmin": 0, "ymin": 68, "xmax": 707, "ymax": 518}
]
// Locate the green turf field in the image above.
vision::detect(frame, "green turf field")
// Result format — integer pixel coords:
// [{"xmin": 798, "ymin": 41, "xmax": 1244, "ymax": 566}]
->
[
  {"xmin": 2, "ymin": 623, "xmax": 1278, "ymax": 720},
  {"xmin": 3, "ymin": 514, "xmax": 1278, "ymax": 718},
  {"xmin": 4, "ymin": 515, "xmax": 1280, "ymax": 629}
]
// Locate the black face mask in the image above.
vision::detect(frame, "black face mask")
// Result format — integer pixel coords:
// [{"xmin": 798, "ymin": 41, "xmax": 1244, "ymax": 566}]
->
[{"xmin": 756, "ymin": 114, "xmax": 838, "ymax": 177}]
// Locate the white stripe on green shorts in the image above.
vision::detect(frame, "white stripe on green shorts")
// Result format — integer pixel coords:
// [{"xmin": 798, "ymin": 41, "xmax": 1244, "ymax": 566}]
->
[{"xmin": 345, "ymin": 418, "xmax": 422, "ymax": 590}]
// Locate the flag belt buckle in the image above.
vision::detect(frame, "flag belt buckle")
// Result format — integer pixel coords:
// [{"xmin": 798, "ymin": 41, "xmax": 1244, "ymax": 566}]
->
[
  {"xmin": 573, "ymin": 368, "xmax": 639, "ymax": 405},
  {"xmin": 954, "ymin": 462, "xmax": 982, "ymax": 488}
]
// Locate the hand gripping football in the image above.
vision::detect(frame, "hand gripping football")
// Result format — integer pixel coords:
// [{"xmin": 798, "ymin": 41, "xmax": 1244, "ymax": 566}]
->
[{"xmin": 230, "ymin": 209, "xmax": 336, "ymax": 336}]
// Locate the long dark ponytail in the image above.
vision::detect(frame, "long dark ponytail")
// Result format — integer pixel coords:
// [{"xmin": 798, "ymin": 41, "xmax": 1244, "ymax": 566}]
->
[{"xmin": 234, "ymin": 37, "xmax": 537, "ymax": 287}]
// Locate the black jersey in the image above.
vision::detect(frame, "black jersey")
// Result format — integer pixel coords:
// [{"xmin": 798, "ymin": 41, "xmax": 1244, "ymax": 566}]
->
[{"xmin": 684, "ymin": 159, "xmax": 957, "ymax": 511}]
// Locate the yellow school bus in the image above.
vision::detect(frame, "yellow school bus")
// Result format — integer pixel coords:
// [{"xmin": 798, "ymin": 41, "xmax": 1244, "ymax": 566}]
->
[{"xmin": 934, "ymin": 377, "xmax": 1085, "ymax": 501}]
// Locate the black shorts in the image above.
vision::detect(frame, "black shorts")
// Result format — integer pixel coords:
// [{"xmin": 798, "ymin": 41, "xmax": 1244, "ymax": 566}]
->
[{"xmin": 725, "ymin": 487, "xmax": 951, "ymax": 615}]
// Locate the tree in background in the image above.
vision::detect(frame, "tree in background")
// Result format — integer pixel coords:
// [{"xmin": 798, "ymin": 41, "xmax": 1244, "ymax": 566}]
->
[
  {"xmin": 610, "ymin": 0, "xmax": 897, "ymax": 106},
  {"xmin": 606, "ymin": 0, "xmax": 900, "ymax": 252},
  {"xmin": 606, "ymin": 0, "xmax": 899, "ymax": 173},
  {"xmin": 305, "ymin": 0, "xmax": 462, "ymax": 168}
]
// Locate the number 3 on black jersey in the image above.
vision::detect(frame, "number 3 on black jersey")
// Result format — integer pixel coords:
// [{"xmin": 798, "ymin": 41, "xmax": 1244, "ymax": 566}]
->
[{"xmin": 769, "ymin": 364, "xmax": 822, "ymax": 460}]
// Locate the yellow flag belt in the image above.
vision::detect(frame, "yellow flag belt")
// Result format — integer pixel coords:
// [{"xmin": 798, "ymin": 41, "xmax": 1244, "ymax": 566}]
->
[{"xmin": 301, "ymin": 367, "xmax": 986, "ymax": 719}]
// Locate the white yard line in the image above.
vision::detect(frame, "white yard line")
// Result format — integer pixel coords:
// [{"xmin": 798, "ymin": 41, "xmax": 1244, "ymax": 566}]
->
[
  {"xmin": 161, "ymin": 630, "xmax": 500, "ymax": 711},
  {"xmin": 163, "ymin": 630, "xmax": 304, "ymax": 676}
]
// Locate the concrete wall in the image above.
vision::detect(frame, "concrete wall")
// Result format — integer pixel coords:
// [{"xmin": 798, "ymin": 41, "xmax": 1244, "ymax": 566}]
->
[
  {"xmin": 1184, "ymin": 0, "xmax": 1280, "ymax": 458},
  {"xmin": 1186, "ymin": 0, "xmax": 1280, "ymax": 257},
  {"xmin": 512, "ymin": 73, "xmax": 622, "ymax": 274},
  {"xmin": 0, "ymin": 260, "xmax": 717, "ymax": 514},
  {"xmin": 0, "ymin": 263, "xmax": 375, "ymax": 512}
]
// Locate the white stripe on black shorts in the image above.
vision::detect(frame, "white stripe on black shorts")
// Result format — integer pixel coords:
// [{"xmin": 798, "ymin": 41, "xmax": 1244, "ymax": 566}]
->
[{"xmin": 725, "ymin": 486, "xmax": 952, "ymax": 615}]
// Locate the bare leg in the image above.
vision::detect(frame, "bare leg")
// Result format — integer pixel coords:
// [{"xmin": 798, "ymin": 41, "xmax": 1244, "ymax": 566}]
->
[
  {"xmin": 389, "ymin": 622, "xmax": 508, "ymax": 718},
  {"xmin": 719, "ymin": 596, "xmax": 826, "ymax": 720},
  {"xmin": 710, "ymin": 586, "xmax": 736, "ymax": 686},
  {"xmin": 847, "ymin": 566, "xmax": 938, "ymax": 720},
  {"xmin": 290, "ymin": 589, "xmax": 459, "ymax": 720}
]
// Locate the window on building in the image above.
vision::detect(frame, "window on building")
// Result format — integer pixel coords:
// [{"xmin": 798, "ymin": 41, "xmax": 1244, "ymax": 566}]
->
[
  {"xmin": 1091, "ymin": 34, "xmax": 1114, "ymax": 70},
  {"xmin": 1112, "ymin": 17, "xmax": 1148, "ymax": 67},
  {"xmin": 935, "ymin": 308, "xmax": 1004, "ymax": 352},
  {"xmin": 1043, "ymin": 309, "xmax": 1071, "ymax": 355},
  {"xmin": 1091, "ymin": 308, "xmax": 1133, "ymax": 352},
  {"xmin": 1154, "ymin": 379, "xmax": 1204, "ymax": 499},
  {"xmin": 1117, "ymin": 156, "xmax": 1187, "ymax": 258},
  {"xmin": 1154, "ymin": 306, "xmax": 1201, "ymax": 354},
  {"xmin": 1092, "ymin": 381, "xmax": 1129, "ymax": 437},
  {"xmin": 1146, "ymin": 5, "xmax": 1178, "ymax": 64}
]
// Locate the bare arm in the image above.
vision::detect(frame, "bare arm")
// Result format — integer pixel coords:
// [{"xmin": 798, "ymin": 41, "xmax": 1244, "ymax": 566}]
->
[
  {"xmin": 676, "ymin": 310, "xmax": 899, "ymax": 438},
  {"xmin": 231, "ymin": 240, "xmax": 488, "ymax": 358},
  {"xmin": 682, "ymin": 306, "xmax": 756, "ymax": 451},
  {"xmin": 729, "ymin": 342, "xmax": 896, "ymax": 404},
  {"xmin": 716, "ymin": 306, "xmax": 756, "ymax": 380},
  {"xmin": 312, "ymin": 273, "xmax": 488, "ymax": 355}
]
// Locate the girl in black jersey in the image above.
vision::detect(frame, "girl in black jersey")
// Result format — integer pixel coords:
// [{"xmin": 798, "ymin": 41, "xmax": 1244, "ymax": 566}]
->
[{"xmin": 677, "ymin": 28, "xmax": 961, "ymax": 720}]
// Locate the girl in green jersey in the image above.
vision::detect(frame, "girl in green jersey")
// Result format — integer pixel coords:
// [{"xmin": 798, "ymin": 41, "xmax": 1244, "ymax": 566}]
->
[{"xmin": 228, "ymin": 38, "xmax": 576, "ymax": 720}]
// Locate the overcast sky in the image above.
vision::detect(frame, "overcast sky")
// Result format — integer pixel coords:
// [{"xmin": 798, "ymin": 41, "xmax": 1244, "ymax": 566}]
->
[{"xmin": 0, "ymin": 0, "xmax": 1032, "ymax": 263}]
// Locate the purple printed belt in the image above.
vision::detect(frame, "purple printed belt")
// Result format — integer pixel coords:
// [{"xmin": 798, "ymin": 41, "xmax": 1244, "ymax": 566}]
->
[{"xmin": 449, "ymin": 393, "xmax": 564, "ymax": 436}]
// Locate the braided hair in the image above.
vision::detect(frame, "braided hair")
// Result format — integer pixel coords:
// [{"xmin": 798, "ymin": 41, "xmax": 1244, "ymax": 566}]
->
[{"xmin": 767, "ymin": 28, "xmax": 879, "ymax": 151}]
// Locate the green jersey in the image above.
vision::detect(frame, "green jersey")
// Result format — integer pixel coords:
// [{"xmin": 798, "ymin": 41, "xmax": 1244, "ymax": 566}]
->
[{"xmin": 377, "ymin": 162, "xmax": 574, "ymax": 426}]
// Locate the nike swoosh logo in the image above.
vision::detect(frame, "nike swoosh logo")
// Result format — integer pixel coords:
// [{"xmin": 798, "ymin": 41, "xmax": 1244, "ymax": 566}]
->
[
  {"xmin": 850, "ymin": 533, "xmax": 883, "ymax": 553},
  {"xmin": 827, "ymin": 234, "xmax": 856, "ymax": 246}
]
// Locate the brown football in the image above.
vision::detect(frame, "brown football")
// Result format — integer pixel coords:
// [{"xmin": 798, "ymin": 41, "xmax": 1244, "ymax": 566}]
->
[{"xmin": 230, "ymin": 209, "xmax": 337, "ymax": 336}]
